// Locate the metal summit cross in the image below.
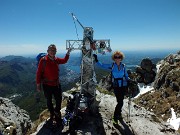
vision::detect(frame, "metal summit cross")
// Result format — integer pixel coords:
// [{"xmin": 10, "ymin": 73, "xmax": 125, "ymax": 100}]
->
[{"xmin": 66, "ymin": 13, "xmax": 112, "ymax": 101}]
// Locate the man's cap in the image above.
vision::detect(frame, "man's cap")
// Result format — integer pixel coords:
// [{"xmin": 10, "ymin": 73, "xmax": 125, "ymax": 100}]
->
[{"xmin": 48, "ymin": 44, "xmax": 56, "ymax": 50}]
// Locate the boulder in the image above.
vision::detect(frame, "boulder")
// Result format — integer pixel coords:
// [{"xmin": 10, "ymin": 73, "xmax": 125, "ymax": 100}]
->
[
  {"xmin": 0, "ymin": 97, "xmax": 32, "ymax": 135},
  {"xmin": 136, "ymin": 58, "xmax": 156, "ymax": 85}
]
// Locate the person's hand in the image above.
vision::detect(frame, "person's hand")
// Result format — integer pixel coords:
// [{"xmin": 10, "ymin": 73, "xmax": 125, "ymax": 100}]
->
[
  {"xmin": 127, "ymin": 79, "xmax": 136, "ymax": 86},
  {"xmin": 93, "ymin": 54, "xmax": 98, "ymax": 62},
  {"xmin": 35, "ymin": 91, "xmax": 41, "ymax": 103},
  {"xmin": 37, "ymin": 84, "xmax": 41, "ymax": 92},
  {"xmin": 67, "ymin": 48, "xmax": 72, "ymax": 55}
]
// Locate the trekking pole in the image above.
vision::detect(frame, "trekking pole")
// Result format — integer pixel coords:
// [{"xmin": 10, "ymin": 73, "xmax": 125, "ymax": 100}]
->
[{"xmin": 127, "ymin": 88, "xmax": 131, "ymax": 123}]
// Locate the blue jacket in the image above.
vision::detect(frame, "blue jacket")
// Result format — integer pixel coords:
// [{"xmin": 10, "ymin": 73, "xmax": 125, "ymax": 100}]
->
[{"xmin": 96, "ymin": 61, "xmax": 129, "ymax": 87}]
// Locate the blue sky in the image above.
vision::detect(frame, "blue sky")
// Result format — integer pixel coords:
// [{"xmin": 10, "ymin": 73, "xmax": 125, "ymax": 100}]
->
[{"xmin": 0, "ymin": 0, "xmax": 180, "ymax": 56}]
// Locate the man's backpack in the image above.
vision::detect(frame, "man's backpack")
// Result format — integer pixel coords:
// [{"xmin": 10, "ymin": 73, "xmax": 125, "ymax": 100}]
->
[
  {"xmin": 36, "ymin": 53, "xmax": 47, "ymax": 79},
  {"xmin": 36, "ymin": 53, "xmax": 46, "ymax": 68}
]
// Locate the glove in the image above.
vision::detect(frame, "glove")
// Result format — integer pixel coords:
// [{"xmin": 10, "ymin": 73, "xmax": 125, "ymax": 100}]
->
[
  {"xmin": 127, "ymin": 79, "xmax": 136, "ymax": 85},
  {"xmin": 93, "ymin": 54, "xmax": 98, "ymax": 62}
]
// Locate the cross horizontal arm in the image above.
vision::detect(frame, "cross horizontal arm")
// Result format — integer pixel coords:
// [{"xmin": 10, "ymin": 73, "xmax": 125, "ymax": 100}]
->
[{"xmin": 66, "ymin": 39, "xmax": 111, "ymax": 50}]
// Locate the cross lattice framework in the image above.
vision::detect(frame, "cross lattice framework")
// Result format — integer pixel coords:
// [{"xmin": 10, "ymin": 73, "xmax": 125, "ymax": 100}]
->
[{"xmin": 66, "ymin": 39, "xmax": 110, "ymax": 51}]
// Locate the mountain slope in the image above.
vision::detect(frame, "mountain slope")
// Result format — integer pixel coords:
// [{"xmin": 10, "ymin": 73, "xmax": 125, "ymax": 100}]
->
[
  {"xmin": 135, "ymin": 51, "xmax": 180, "ymax": 122},
  {"xmin": 0, "ymin": 56, "xmax": 36, "ymax": 96}
]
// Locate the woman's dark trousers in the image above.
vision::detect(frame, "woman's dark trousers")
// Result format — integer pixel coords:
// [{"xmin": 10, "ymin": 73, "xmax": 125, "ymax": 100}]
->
[{"xmin": 113, "ymin": 86, "xmax": 127, "ymax": 121}]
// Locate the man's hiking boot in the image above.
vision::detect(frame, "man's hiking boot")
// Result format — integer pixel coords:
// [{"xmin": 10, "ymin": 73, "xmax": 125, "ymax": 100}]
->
[
  {"xmin": 112, "ymin": 117, "xmax": 118, "ymax": 125},
  {"xmin": 54, "ymin": 111, "xmax": 62, "ymax": 127},
  {"xmin": 117, "ymin": 114, "xmax": 123, "ymax": 121},
  {"xmin": 50, "ymin": 113, "xmax": 54, "ymax": 121},
  {"xmin": 54, "ymin": 111, "xmax": 61, "ymax": 118},
  {"xmin": 45, "ymin": 118, "xmax": 54, "ymax": 128}
]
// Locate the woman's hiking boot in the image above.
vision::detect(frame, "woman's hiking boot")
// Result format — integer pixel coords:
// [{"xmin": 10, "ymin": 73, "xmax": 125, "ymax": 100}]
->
[
  {"xmin": 112, "ymin": 116, "xmax": 118, "ymax": 125},
  {"xmin": 117, "ymin": 114, "xmax": 123, "ymax": 121}
]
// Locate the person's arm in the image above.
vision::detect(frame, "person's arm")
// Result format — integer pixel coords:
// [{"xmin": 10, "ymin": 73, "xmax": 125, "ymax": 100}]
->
[
  {"xmin": 96, "ymin": 61, "xmax": 112, "ymax": 70},
  {"xmin": 93, "ymin": 54, "xmax": 112, "ymax": 70},
  {"xmin": 57, "ymin": 48, "xmax": 72, "ymax": 64},
  {"xmin": 57, "ymin": 54, "xmax": 69, "ymax": 64},
  {"xmin": 36, "ymin": 59, "xmax": 44, "ymax": 91},
  {"xmin": 124, "ymin": 66, "xmax": 129, "ymax": 80},
  {"xmin": 124, "ymin": 66, "xmax": 136, "ymax": 84}
]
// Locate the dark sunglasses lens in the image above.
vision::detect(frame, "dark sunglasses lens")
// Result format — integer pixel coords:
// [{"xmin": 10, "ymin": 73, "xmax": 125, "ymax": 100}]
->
[{"xmin": 114, "ymin": 56, "xmax": 121, "ymax": 59}]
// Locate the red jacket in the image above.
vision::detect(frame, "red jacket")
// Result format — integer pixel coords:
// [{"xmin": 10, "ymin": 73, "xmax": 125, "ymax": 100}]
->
[{"xmin": 36, "ymin": 54, "xmax": 69, "ymax": 86}]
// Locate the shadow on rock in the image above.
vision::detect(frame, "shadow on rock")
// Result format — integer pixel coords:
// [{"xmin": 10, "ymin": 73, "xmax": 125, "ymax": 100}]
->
[
  {"xmin": 113, "ymin": 120, "xmax": 135, "ymax": 135},
  {"xmin": 36, "ymin": 120, "xmax": 62, "ymax": 135},
  {"xmin": 62, "ymin": 110, "xmax": 106, "ymax": 135}
]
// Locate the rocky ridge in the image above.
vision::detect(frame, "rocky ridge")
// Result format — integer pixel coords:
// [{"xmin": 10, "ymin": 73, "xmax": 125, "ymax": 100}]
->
[
  {"xmin": 0, "ymin": 97, "xmax": 32, "ymax": 135},
  {"xmin": 154, "ymin": 51, "xmax": 180, "ymax": 91},
  {"xmin": 135, "ymin": 51, "xmax": 180, "ymax": 122}
]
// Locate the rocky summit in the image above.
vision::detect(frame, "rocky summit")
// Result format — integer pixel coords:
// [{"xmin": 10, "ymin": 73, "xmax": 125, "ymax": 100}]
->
[{"xmin": 30, "ymin": 89, "xmax": 178, "ymax": 135}]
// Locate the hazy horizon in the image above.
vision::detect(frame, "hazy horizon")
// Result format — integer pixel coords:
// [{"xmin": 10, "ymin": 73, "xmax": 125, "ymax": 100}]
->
[{"xmin": 0, "ymin": 48, "xmax": 179, "ymax": 58}]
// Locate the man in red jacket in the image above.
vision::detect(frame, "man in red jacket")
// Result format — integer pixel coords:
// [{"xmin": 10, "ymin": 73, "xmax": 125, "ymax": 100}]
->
[{"xmin": 36, "ymin": 44, "xmax": 71, "ymax": 126}]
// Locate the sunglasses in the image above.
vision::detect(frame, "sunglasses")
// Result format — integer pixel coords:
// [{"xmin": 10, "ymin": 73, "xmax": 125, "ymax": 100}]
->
[
  {"xmin": 114, "ymin": 56, "xmax": 122, "ymax": 59},
  {"xmin": 50, "ymin": 49, "xmax": 57, "ymax": 52}
]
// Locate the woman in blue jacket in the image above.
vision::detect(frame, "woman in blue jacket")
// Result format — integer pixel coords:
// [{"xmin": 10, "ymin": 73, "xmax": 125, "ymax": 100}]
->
[{"xmin": 93, "ymin": 51, "xmax": 130, "ymax": 124}]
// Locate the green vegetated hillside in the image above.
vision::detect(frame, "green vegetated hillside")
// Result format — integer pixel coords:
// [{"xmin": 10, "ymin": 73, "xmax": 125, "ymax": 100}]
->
[
  {"xmin": 0, "ymin": 56, "xmax": 43, "ymax": 120},
  {"xmin": 0, "ymin": 56, "xmax": 36, "ymax": 96}
]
